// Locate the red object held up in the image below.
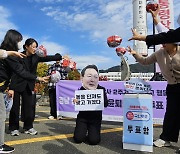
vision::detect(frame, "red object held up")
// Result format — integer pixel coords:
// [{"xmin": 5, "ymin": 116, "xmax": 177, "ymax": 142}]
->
[
  {"xmin": 146, "ymin": 2, "xmax": 158, "ymax": 12},
  {"xmin": 116, "ymin": 47, "xmax": 126, "ymax": 55},
  {"xmin": 107, "ymin": 35, "xmax": 122, "ymax": 48},
  {"xmin": 62, "ymin": 59, "xmax": 70, "ymax": 67}
]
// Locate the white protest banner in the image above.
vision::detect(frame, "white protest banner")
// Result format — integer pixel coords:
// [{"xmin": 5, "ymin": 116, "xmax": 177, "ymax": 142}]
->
[
  {"xmin": 124, "ymin": 78, "xmax": 151, "ymax": 93},
  {"xmin": 75, "ymin": 89, "xmax": 104, "ymax": 111}
]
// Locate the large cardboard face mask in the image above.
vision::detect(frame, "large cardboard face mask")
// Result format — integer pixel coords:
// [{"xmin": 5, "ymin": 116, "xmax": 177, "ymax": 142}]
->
[{"xmin": 81, "ymin": 68, "xmax": 99, "ymax": 90}]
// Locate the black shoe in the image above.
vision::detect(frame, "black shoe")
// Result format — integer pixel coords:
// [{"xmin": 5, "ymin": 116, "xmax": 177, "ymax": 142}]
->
[
  {"xmin": 176, "ymin": 149, "xmax": 180, "ymax": 154},
  {"xmin": 0, "ymin": 144, "xmax": 15, "ymax": 153}
]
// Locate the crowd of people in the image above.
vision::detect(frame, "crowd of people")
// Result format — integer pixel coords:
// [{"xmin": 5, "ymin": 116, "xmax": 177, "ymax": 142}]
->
[{"xmin": 0, "ymin": 4, "xmax": 180, "ymax": 154}]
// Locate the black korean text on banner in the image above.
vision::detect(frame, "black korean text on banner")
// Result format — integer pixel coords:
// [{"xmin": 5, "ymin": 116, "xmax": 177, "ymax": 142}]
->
[{"xmin": 74, "ymin": 89, "xmax": 104, "ymax": 111}]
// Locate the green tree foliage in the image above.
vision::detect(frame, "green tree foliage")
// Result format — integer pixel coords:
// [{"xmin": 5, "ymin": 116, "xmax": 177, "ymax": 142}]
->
[
  {"xmin": 36, "ymin": 62, "xmax": 49, "ymax": 77},
  {"xmin": 35, "ymin": 62, "xmax": 49, "ymax": 95},
  {"xmin": 67, "ymin": 69, "xmax": 80, "ymax": 80}
]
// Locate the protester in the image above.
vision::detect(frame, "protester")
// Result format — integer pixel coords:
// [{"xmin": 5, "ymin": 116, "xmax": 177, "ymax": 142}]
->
[
  {"xmin": 0, "ymin": 49, "xmax": 25, "ymax": 154},
  {"xmin": 146, "ymin": 6, "xmax": 180, "ymax": 147},
  {"xmin": 47, "ymin": 59, "xmax": 68, "ymax": 120},
  {"xmin": 0, "ymin": 29, "xmax": 48, "ymax": 153},
  {"xmin": 128, "ymin": 27, "xmax": 180, "ymax": 47},
  {"xmin": 126, "ymin": 41, "xmax": 180, "ymax": 147},
  {"xmin": 73, "ymin": 65, "xmax": 108, "ymax": 145},
  {"xmin": 8, "ymin": 38, "xmax": 62, "ymax": 136},
  {"xmin": 128, "ymin": 8, "xmax": 180, "ymax": 150}
]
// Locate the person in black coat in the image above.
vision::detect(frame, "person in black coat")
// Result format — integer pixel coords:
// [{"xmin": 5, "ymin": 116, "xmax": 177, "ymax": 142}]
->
[
  {"xmin": 47, "ymin": 60, "xmax": 68, "ymax": 120},
  {"xmin": 0, "ymin": 29, "xmax": 48, "ymax": 153},
  {"xmin": 73, "ymin": 65, "xmax": 108, "ymax": 145},
  {"xmin": 128, "ymin": 27, "xmax": 180, "ymax": 47},
  {"xmin": 8, "ymin": 38, "xmax": 62, "ymax": 136}
]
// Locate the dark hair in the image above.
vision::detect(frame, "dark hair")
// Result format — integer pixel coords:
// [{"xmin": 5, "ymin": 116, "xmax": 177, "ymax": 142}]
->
[
  {"xmin": 23, "ymin": 38, "xmax": 38, "ymax": 50},
  {"xmin": 81, "ymin": 65, "xmax": 99, "ymax": 77},
  {"xmin": 0, "ymin": 29, "xmax": 22, "ymax": 51}
]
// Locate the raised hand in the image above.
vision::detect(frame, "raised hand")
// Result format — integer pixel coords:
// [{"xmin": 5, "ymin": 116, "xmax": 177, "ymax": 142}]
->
[
  {"xmin": 126, "ymin": 46, "xmax": 137, "ymax": 56},
  {"xmin": 128, "ymin": 28, "xmax": 146, "ymax": 41},
  {"xmin": 149, "ymin": 4, "xmax": 160, "ymax": 18},
  {"xmin": 149, "ymin": 4, "xmax": 160, "ymax": 25}
]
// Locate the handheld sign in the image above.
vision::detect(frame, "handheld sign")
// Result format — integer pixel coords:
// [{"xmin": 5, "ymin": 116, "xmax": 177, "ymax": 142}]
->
[{"xmin": 75, "ymin": 89, "xmax": 104, "ymax": 111}]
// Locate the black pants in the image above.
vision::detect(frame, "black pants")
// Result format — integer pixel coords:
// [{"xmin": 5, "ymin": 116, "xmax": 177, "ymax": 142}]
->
[
  {"xmin": 160, "ymin": 84, "xmax": 180, "ymax": 142},
  {"xmin": 21, "ymin": 93, "xmax": 36, "ymax": 121},
  {"xmin": 49, "ymin": 88, "xmax": 57, "ymax": 118},
  {"xmin": 9, "ymin": 86, "xmax": 34, "ymax": 130},
  {"xmin": 73, "ymin": 117, "xmax": 101, "ymax": 145}
]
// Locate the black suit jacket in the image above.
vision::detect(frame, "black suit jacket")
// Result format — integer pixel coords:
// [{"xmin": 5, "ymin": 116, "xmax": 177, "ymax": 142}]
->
[
  {"xmin": 146, "ymin": 27, "xmax": 180, "ymax": 47},
  {"xmin": 9, "ymin": 52, "xmax": 62, "ymax": 92},
  {"xmin": 0, "ymin": 55, "xmax": 37, "ymax": 92}
]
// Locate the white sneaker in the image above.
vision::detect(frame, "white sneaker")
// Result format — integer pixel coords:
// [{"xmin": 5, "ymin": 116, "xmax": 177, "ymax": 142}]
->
[
  {"xmin": 48, "ymin": 116, "xmax": 55, "ymax": 119},
  {"xmin": 57, "ymin": 115, "xmax": 63, "ymax": 120},
  {"xmin": 35, "ymin": 114, "xmax": 39, "ymax": 118},
  {"xmin": 24, "ymin": 128, "xmax": 38, "ymax": 135},
  {"xmin": 153, "ymin": 139, "xmax": 171, "ymax": 147},
  {"xmin": 10, "ymin": 130, "xmax": 19, "ymax": 136}
]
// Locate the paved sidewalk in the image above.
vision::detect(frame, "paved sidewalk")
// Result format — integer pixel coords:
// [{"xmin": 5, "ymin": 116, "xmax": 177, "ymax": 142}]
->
[{"xmin": 4, "ymin": 105, "xmax": 180, "ymax": 154}]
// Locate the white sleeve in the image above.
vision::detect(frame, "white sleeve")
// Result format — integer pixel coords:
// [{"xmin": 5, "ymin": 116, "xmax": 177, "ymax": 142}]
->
[
  {"xmin": 155, "ymin": 22, "xmax": 169, "ymax": 33},
  {"xmin": 0, "ymin": 49, "xmax": 8, "ymax": 59}
]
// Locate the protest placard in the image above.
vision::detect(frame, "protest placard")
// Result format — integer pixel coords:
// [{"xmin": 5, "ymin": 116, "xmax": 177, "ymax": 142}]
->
[{"xmin": 74, "ymin": 89, "xmax": 104, "ymax": 111}]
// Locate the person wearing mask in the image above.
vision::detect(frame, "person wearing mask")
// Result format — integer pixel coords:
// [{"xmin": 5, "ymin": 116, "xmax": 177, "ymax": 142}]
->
[
  {"xmin": 73, "ymin": 65, "xmax": 108, "ymax": 145},
  {"xmin": 0, "ymin": 29, "xmax": 48, "ymax": 153},
  {"xmin": 8, "ymin": 38, "xmax": 62, "ymax": 136},
  {"xmin": 47, "ymin": 59, "xmax": 68, "ymax": 120}
]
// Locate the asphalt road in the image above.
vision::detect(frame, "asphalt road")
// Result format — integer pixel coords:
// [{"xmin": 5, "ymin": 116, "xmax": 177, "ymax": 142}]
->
[{"xmin": 4, "ymin": 105, "xmax": 180, "ymax": 154}]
